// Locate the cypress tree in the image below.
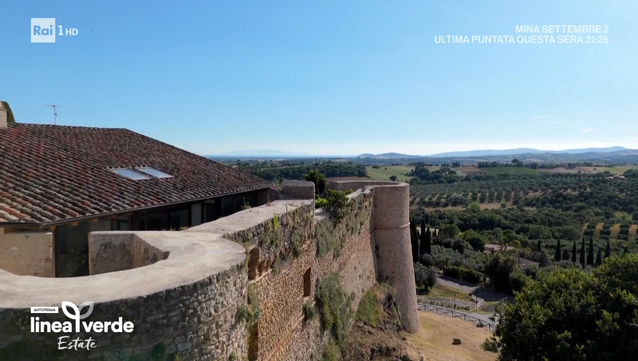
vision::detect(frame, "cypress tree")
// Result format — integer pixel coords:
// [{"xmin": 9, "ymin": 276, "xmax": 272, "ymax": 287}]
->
[
  {"xmin": 587, "ymin": 237, "xmax": 594, "ymax": 266},
  {"xmin": 605, "ymin": 239, "xmax": 611, "ymax": 258},
  {"xmin": 595, "ymin": 248, "xmax": 602, "ymax": 266},
  {"xmin": 580, "ymin": 238, "xmax": 586, "ymax": 267},
  {"xmin": 424, "ymin": 227, "xmax": 432, "ymax": 255},
  {"xmin": 419, "ymin": 219, "xmax": 427, "ymax": 256},
  {"xmin": 537, "ymin": 239, "xmax": 542, "ymax": 252},
  {"xmin": 554, "ymin": 239, "xmax": 561, "ymax": 262},
  {"xmin": 571, "ymin": 240, "xmax": 577, "ymax": 263},
  {"xmin": 410, "ymin": 222, "xmax": 418, "ymax": 262}
]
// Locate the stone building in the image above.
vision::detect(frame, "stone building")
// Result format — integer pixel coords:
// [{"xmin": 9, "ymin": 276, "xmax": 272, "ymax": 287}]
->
[{"xmin": 0, "ymin": 107, "xmax": 274, "ymax": 277}]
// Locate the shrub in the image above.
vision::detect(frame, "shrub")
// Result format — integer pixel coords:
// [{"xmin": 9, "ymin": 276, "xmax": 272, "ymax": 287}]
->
[
  {"xmin": 414, "ymin": 263, "xmax": 437, "ymax": 293},
  {"xmin": 508, "ymin": 272, "xmax": 529, "ymax": 293},
  {"xmin": 303, "ymin": 302, "xmax": 316, "ymax": 321},
  {"xmin": 323, "ymin": 190, "xmax": 349, "ymax": 223},
  {"xmin": 315, "ymin": 198, "xmax": 328, "ymax": 209},
  {"xmin": 315, "ymin": 274, "xmax": 353, "ymax": 352},
  {"xmin": 443, "ymin": 265, "xmax": 482, "ymax": 284},
  {"xmin": 356, "ymin": 290, "xmax": 382, "ymax": 327}
]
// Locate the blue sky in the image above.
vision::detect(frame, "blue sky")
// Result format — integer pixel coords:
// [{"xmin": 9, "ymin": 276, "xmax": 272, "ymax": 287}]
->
[{"xmin": 1, "ymin": 1, "xmax": 636, "ymax": 156}]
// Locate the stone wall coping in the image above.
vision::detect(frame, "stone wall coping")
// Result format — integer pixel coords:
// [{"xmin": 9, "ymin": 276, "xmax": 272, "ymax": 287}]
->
[
  {"xmin": 186, "ymin": 199, "xmax": 312, "ymax": 234},
  {"xmin": 0, "ymin": 231, "xmax": 245, "ymax": 308}
]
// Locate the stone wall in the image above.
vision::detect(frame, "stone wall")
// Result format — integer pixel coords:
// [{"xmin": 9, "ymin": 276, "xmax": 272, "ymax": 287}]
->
[
  {"xmin": 0, "ymin": 228, "xmax": 54, "ymax": 277},
  {"xmin": 0, "ymin": 181, "xmax": 417, "ymax": 361},
  {"xmin": 88, "ymin": 232, "xmax": 168, "ymax": 275}
]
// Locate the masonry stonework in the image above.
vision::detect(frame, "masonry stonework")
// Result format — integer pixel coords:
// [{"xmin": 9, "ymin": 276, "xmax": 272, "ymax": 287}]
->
[{"xmin": 0, "ymin": 181, "xmax": 417, "ymax": 360}]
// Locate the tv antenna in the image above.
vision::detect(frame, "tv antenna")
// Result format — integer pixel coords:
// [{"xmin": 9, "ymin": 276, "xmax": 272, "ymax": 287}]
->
[{"xmin": 45, "ymin": 104, "xmax": 61, "ymax": 125}]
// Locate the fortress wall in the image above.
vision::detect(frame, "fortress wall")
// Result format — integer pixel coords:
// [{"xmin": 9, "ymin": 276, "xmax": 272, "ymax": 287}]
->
[
  {"xmin": 0, "ymin": 262, "xmax": 248, "ymax": 361},
  {"xmin": 0, "ymin": 181, "xmax": 417, "ymax": 361},
  {"xmin": 253, "ymin": 191, "xmax": 377, "ymax": 361}
]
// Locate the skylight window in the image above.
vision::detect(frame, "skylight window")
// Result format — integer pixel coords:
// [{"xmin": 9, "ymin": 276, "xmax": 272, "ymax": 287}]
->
[
  {"xmin": 110, "ymin": 167, "xmax": 173, "ymax": 180},
  {"xmin": 112, "ymin": 168, "xmax": 152, "ymax": 180},
  {"xmin": 136, "ymin": 167, "xmax": 173, "ymax": 179}
]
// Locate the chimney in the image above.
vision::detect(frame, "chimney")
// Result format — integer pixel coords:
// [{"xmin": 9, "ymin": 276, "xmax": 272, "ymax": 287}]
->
[{"xmin": 0, "ymin": 105, "xmax": 7, "ymax": 130}]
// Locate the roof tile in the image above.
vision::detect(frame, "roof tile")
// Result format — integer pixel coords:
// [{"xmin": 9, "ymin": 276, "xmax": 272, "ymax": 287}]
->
[{"xmin": 0, "ymin": 123, "xmax": 272, "ymax": 225}]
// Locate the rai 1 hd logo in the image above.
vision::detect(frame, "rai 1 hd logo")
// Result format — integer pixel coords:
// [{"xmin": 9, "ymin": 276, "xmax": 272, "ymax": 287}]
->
[
  {"xmin": 30, "ymin": 301, "xmax": 135, "ymax": 350},
  {"xmin": 31, "ymin": 18, "xmax": 79, "ymax": 43}
]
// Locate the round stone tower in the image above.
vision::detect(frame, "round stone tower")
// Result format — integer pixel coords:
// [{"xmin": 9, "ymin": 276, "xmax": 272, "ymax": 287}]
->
[{"xmin": 372, "ymin": 183, "xmax": 419, "ymax": 333}]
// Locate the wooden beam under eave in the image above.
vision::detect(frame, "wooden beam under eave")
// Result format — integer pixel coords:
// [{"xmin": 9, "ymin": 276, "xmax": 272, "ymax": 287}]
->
[{"xmin": 68, "ymin": 221, "xmax": 79, "ymax": 227}]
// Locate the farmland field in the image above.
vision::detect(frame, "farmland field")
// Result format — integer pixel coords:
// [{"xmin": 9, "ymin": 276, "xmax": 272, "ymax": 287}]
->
[
  {"xmin": 366, "ymin": 165, "xmax": 415, "ymax": 182},
  {"xmin": 603, "ymin": 165, "xmax": 636, "ymax": 175},
  {"xmin": 480, "ymin": 167, "xmax": 540, "ymax": 175}
]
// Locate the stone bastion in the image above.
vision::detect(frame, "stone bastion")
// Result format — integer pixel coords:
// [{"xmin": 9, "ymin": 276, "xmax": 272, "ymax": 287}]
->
[{"xmin": 0, "ymin": 180, "xmax": 418, "ymax": 361}]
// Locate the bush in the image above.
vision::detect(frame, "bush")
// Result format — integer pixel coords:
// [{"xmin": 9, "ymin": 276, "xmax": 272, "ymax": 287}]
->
[
  {"xmin": 315, "ymin": 273, "xmax": 353, "ymax": 352},
  {"xmin": 315, "ymin": 198, "xmax": 328, "ymax": 209},
  {"xmin": 508, "ymin": 272, "xmax": 529, "ymax": 293},
  {"xmin": 414, "ymin": 263, "xmax": 438, "ymax": 293},
  {"xmin": 355, "ymin": 290, "xmax": 382, "ymax": 327},
  {"xmin": 323, "ymin": 190, "xmax": 349, "ymax": 222},
  {"xmin": 443, "ymin": 265, "xmax": 482, "ymax": 284},
  {"xmin": 485, "ymin": 253, "xmax": 517, "ymax": 293},
  {"xmin": 303, "ymin": 302, "xmax": 316, "ymax": 321}
]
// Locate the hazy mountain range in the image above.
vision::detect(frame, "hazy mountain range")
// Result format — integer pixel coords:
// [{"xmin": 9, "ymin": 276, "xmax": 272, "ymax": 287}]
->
[
  {"xmin": 212, "ymin": 146, "xmax": 633, "ymax": 159},
  {"xmin": 358, "ymin": 147, "xmax": 630, "ymax": 159}
]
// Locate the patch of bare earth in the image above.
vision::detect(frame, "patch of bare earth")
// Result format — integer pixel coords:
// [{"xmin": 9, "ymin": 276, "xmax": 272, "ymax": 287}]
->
[{"xmin": 404, "ymin": 312, "xmax": 497, "ymax": 361}]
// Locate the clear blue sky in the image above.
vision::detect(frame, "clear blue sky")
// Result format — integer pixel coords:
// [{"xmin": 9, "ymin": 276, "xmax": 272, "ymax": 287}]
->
[{"xmin": 1, "ymin": 1, "xmax": 636, "ymax": 156}]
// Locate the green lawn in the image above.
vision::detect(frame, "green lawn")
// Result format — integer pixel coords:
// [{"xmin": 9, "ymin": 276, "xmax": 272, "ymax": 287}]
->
[
  {"xmin": 366, "ymin": 165, "xmax": 415, "ymax": 182},
  {"xmin": 602, "ymin": 165, "xmax": 636, "ymax": 175},
  {"xmin": 482, "ymin": 167, "xmax": 540, "ymax": 175}
]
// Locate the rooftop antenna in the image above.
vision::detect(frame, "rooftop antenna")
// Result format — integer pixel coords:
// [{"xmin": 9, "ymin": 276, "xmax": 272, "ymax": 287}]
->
[{"xmin": 45, "ymin": 104, "xmax": 61, "ymax": 125}]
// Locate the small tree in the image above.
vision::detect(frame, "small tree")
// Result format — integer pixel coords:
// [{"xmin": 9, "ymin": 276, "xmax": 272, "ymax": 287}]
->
[
  {"xmin": 580, "ymin": 238, "xmax": 586, "ymax": 267},
  {"xmin": 605, "ymin": 240, "xmax": 611, "ymax": 258},
  {"xmin": 389, "ymin": 175, "xmax": 397, "ymax": 181},
  {"xmin": 304, "ymin": 169, "xmax": 326, "ymax": 196},
  {"xmin": 572, "ymin": 240, "xmax": 577, "ymax": 263},
  {"xmin": 537, "ymin": 240, "xmax": 542, "ymax": 252}
]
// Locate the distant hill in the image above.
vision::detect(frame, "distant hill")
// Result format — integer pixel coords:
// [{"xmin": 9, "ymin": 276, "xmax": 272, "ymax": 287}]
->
[
  {"xmin": 356, "ymin": 152, "xmax": 421, "ymax": 159},
  {"xmin": 429, "ymin": 146, "xmax": 629, "ymax": 158},
  {"xmin": 216, "ymin": 149, "xmax": 311, "ymax": 157}
]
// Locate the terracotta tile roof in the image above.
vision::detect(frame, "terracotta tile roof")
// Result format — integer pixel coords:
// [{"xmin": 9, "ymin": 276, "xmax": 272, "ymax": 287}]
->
[{"xmin": 0, "ymin": 123, "xmax": 272, "ymax": 226}]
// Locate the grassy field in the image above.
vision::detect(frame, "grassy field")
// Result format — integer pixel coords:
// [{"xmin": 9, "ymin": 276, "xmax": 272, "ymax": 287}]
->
[
  {"xmin": 603, "ymin": 165, "xmax": 636, "ymax": 175},
  {"xmin": 404, "ymin": 311, "xmax": 496, "ymax": 361},
  {"xmin": 422, "ymin": 283, "xmax": 473, "ymax": 301},
  {"xmin": 366, "ymin": 165, "xmax": 415, "ymax": 182},
  {"xmin": 481, "ymin": 167, "xmax": 540, "ymax": 175}
]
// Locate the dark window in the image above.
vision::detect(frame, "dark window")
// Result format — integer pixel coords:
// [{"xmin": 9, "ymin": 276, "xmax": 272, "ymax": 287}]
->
[
  {"xmin": 203, "ymin": 203, "xmax": 217, "ymax": 223},
  {"xmin": 303, "ymin": 268, "xmax": 311, "ymax": 297},
  {"xmin": 146, "ymin": 213, "xmax": 169, "ymax": 230},
  {"xmin": 170, "ymin": 209, "xmax": 189, "ymax": 229}
]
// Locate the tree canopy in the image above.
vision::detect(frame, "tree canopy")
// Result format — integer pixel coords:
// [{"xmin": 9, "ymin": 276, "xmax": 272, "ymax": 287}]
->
[{"xmin": 489, "ymin": 255, "xmax": 638, "ymax": 360}]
